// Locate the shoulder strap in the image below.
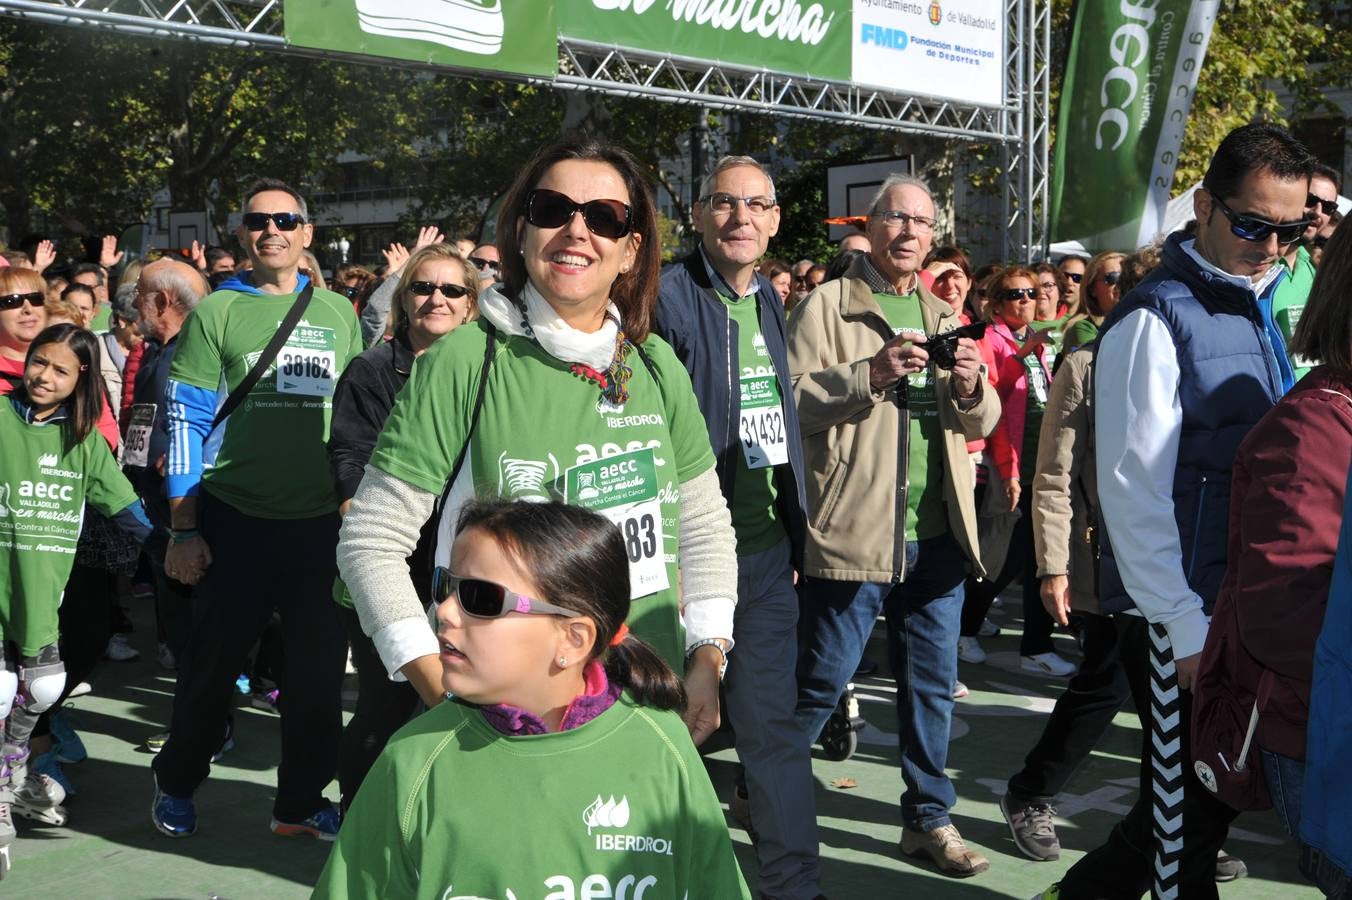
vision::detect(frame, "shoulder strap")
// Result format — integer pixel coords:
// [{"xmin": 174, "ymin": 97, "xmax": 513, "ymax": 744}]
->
[
  {"xmin": 434, "ymin": 322, "xmax": 497, "ymax": 515},
  {"xmin": 211, "ymin": 283, "xmax": 314, "ymax": 430}
]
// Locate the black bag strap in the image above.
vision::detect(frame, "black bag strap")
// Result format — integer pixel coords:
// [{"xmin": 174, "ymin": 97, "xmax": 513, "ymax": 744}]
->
[
  {"xmin": 211, "ymin": 282, "xmax": 314, "ymax": 430},
  {"xmin": 433, "ymin": 322, "xmax": 498, "ymax": 517}
]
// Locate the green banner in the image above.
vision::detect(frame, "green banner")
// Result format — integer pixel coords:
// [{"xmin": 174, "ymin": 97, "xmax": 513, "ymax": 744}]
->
[
  {"xmin": 559, "ymin": 0, "xmax": 851, "ymax": 83},
  {"xmin": 284, "ymin": 0, "xmax": 558, "ymax": 77},
  {"xmin": 1050, "ymin": 0, "xmax": 1219, "ymax": 251}
]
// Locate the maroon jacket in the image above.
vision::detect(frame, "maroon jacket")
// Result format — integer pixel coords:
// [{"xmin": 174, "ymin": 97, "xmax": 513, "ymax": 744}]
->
[{"xmin": 1208, "ymin": 366, "xmax": 1352, "ymax": 760}]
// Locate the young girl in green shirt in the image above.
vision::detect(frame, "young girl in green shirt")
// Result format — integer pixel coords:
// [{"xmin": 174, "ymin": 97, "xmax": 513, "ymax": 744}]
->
[
  {"xmin": 0, "ymin": 324, "xmax": 152, "ymax": 877},
  {"xmin": 316, "ymin": 500, "xmax": 750, "ymax": 899}
]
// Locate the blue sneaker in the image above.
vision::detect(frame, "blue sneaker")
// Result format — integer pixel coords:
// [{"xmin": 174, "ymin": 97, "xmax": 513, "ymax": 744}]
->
[
  {"xmin": 270, "ymin": 802, "xmax": 341, "ymax": 841},
  {"xmin": 235, "ymin": 673, "xmax": 251, "ymax": 695},
  {"xmin": 32, "ymin": 751, "xmax": 76, "ymax": 797},
  {"xmin": 49, "ymin": 712, "xmax": 87, "ymax": 765},
  {"xmin": 151, "ymin": 776, "xmax": 196, "ymax": 838}
]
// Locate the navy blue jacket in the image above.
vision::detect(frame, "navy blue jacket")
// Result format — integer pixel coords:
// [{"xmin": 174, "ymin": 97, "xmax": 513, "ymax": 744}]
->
[
  {"xmin": 654, "ymin": 251, "xmax": 808, "ymax": 569},
  {"xmin": 127, "ymin": 335, "xmax": 180, "ymax": 527},
  {"xmin": 1097, "ymin": 233, "xmax": 1283, "ymax": 616}
]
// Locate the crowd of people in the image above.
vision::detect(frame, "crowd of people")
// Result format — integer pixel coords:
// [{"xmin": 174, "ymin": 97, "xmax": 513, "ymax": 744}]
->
[{"xmin": 0, "ymin": 120, "xmax": 1347, "ymax": 900}]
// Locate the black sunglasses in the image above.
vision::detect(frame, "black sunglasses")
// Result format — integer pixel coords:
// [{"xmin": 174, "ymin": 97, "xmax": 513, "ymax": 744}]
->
[
  {"xmin": 526, "ymin": 188, "xmax": 632, "ymax": 240},
  {"xmin": 242, "ymin": 211, "xmax": 307, "ymax": 232},
  {"xmin": 1209, "ymin": 192, "xmax": 1310, "ymax": 245},
  {"xmin": 0, "ymin": 292, "xmax": 44, "ymax": 310},
  {"xmin": 431, "ymin": 568, "xmax": 579, "ymax": 619},
  {"xmin": 1101, "ymin": 271, "xmax": 1122, "ymax": 286},
  {"xmin": 1064, "ymin": 271, "xmax": 1083, "ymax": 283},
  {"xmin": 408, "ymin": 280, "xmax": 471, "ymax": 299},
  {"xmin": 469, "ymin": 256, "xmax": 500, "ymax": 273},
  {"xmin": 1308, "ymin": 193, "xmax": 1338, "ymax": 217},
  {"xmin": 998, "ymin": 287, "xmax": 1037, "ymax": 301},
  {"xmin": 336, "ymin": 285, "xmax": 360, "ymax": 299}
]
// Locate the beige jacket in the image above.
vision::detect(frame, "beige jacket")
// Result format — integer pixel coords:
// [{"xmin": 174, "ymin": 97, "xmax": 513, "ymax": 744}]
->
[
  {"xmin": 1030, "ymin": 345, "xmax": 1099, "ymax": 613},
  {"xmin": 787, "ymin": 258, "xmax": 1000, "ymax": 582}
]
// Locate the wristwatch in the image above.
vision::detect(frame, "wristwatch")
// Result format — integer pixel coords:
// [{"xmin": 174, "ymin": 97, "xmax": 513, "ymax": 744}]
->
[{"xmin": 685, "ymin": 638, "xmax": 731, "ymax": 680}]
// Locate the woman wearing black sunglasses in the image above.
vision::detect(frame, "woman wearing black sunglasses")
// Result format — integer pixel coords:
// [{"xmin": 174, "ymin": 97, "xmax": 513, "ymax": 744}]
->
[
  {"xmin": 327, "ymin": 243, "xmax": 479, "ymax": 810},
  {"xmin": 1063, "ymin": 251, "xmax": 1126, "ymax": 353},
  {"xmin": 0, "ymin": 268, "xmax": 48, "ymax": 394},
  {"xmin": 961, "ymin": 266, "xmax": 1076, "ymax": 678},
  {"xmin": 337, "ymin": 137, "xmax": 737, "ymax": 751}
]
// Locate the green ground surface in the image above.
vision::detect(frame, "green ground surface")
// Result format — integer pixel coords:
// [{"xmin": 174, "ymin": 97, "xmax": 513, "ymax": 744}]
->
[{"xmin": 3, "ymin": 599, "xmax": 1318, "ymax": 899}]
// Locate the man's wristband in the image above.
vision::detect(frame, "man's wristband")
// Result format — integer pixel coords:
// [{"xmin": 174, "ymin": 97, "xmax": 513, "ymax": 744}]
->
[
  {"xmin": 685, "ymin": 638, "xmax": 730, "ymax": 680},
  {"xmin": 169, "ymin": 528, "xmax": 200, "ymax": 544}
]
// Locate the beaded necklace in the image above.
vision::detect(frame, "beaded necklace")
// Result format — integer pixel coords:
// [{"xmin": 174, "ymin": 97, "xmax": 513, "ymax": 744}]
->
[{"xmin": 514, "ymin": 300, "xmax": 635, "ymax": 407}]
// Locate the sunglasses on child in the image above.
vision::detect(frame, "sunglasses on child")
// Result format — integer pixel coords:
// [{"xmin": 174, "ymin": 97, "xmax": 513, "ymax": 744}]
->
[
  {"xmin": 0, "ymin": 292, "xmax": 44, "ymax": 310},
  {"xmin": 431, "ymin": 567, "xmax": 580, "ymax": 619},
  {"xmin": 1209, "ymin": 192, "xmax": 1310, "ymax": 245},
  {"xmin": 407, "ymin": 281, "xmax": 471, "ymax": 299},
  {"xmin": 242, "ymin": 211, "xmax": 307, "ymax": 232},
  {"xmin": 525, "ymin": 188, "xmax": 632, "ymax": 240}
]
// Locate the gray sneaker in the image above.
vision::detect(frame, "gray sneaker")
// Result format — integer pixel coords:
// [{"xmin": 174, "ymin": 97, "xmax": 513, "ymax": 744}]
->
[{"xmin": 1001, "ymin": 792, "xmax": 1060, "ymax": 861}]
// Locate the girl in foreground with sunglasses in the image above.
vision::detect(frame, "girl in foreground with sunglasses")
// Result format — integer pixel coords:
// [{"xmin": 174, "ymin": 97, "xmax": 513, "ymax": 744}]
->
[
  {"xmin": 327, "ymin": 243, "xmax": 478, "ymax": 810},
  {"xmin": 337, "ymin": 138, "xmax": 736, "ymax": 749},
  {"xmin": 316, "ymin": 500, "xmax": 750, "ymax": 899},
  {"xmin": 0, "ymin": 324, "xmax": 152, "ymax": 877}
]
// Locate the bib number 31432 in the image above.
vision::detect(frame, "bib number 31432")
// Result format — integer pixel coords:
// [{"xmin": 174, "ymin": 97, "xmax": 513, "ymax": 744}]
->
[
  {"xmin": 276, "ymin": 324, "xmax": 338, "ymax": 397},
  {"xmin": 566, "ymin": 446, "xmax": 669, "ymax": 600},
  {"xmin": 739, "ymin": 375, "xmax": 788, "ymax": 469}
]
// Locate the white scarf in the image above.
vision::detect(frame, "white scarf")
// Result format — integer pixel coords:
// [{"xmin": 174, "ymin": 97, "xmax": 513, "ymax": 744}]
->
[{"xmin": 477, "ymin": 281, "xmax": 621, "ymax": 372}]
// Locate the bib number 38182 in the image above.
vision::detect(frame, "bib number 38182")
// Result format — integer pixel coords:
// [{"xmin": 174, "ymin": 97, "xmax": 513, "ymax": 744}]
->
[
  {"xmin": 276, "ymin": 324, "xmax": 338, "ymax": 397},
  {"xmin": 566, "ymin": 446, "xmax": 669, "ymax": 599}
]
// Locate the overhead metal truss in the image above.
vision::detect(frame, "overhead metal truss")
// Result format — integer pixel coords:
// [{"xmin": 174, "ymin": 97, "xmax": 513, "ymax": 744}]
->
[{"xmin": 0, "ymin": 0, "xmax": 1050, "ymax": 260}]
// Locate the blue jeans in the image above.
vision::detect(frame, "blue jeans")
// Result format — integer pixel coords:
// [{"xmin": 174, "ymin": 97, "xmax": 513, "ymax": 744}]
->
[
  {"xmin": 1262, "ymin": 748, "xmax": 1352, "ymax": 898},
  {"xmin": 795, "ymin": 532, "xmax": 966, "ymax": 832}
]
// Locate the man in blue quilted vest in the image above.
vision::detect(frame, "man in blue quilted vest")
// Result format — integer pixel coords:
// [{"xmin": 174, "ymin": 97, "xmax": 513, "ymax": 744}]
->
[{"xmin": 1036, "ymin": 124, "xmax": 1315, "ymax": 900}]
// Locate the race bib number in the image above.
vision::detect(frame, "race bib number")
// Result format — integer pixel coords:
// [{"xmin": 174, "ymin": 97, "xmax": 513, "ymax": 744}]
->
[
  {"xmin": 1028, "ymin": 363, "xmax": 1049, "ymax": 404},
  {"xmin": 277, "ymin": 324, "xmax": 337, "ymax": 397},
  {"xmin": 738, "ymin": 375, "xmax": 788, "ymax": 469},
  {"xmin": 566, "ymin": 447, "xmax": 669, "ymax": 599},
  {"xmin": 123, "ymin": 403, "xmax": 156, "ymax": 468}
]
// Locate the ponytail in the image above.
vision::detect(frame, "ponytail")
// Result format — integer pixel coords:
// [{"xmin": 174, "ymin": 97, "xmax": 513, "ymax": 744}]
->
[{"xmin": 604, "ymin": 634, "xmax": 686, "ymax": 713}]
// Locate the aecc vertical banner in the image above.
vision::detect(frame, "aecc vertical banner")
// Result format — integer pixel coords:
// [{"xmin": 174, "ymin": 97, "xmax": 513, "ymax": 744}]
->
[{"xmin": 1050, "ymin": 0, "xmax": 1220, "ymax": 251}]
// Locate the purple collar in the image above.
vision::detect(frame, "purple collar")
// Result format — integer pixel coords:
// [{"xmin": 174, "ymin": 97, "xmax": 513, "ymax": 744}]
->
[{"xmin": 478, "ymin": 661, "xmax": 621, "ymax": 736}]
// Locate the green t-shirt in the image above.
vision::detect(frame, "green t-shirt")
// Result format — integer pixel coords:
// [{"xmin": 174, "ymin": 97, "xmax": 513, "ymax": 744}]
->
[
  {"xmin": 1273, "ymin": 245, "xmax": 1317, "ymax": 381},
  {"xmin": 369, "ymin": 320, "xmax": 716, "ymax": 671},
  {"xmin": 169, "ymin": 285, "xmax": 363, "ymax": 519},
  {"xmin": 1064, "ymin": 317, "xmax": 1099, "ymax": 352},
  {"xmin": 88, "ymin": 304, "xmax": 112, "ymax": 333},
  {"xmin": 1020, "ymin": 352, "xmax": 1050, "ymax": 485},
  {"xmin": 873, "ymin": 292, "xmax": 945, "ymax": 541},
  {"xmin": 720, "ymin": 292, "xmax": 784, "ymax": 557},
  {"xmin": 314, "ymin": 692, "xmax": 752, "ymax": 900},
  {"xmin": 1033, "ymin": 314, "xmax": 1069, "ymax": 372},
  {"xmin": 0, "ymin": 400, "xmax": 139, "ymax": 654}
]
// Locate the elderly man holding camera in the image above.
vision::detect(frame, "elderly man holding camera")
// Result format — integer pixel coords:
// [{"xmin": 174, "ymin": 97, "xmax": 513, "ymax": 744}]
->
[{"xmin": 788, "ymin": 173, "xmax": 1000, "ymax": 878}]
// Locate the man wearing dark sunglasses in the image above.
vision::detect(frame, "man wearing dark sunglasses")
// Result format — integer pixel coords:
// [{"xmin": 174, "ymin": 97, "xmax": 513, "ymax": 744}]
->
[
  {"xmin": 469, "ymin": 243, "xmax": 501, "ymax": 286},
  {"xmin": 153, "ymin": 177, "xmax": 363, "ymax": 844},
  {"xmin": 653, "ymin": 156, "xmax": 826, "ymax": 900},
  {"xmin": 1041, "ymin": 124, "xmax": 1315, "ymax": 900},
  {"xmin": 1270, "ymin": 163, "xmax": 1341, "ymax": 381}
]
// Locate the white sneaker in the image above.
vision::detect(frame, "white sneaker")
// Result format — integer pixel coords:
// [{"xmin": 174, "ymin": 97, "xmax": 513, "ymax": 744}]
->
[
  {"xmin": 978, "ymin": 617, "xmax": 1000, "ymax": 637},
  {"xmin": 952, "ymin": 681, "xmax": 969, "ymax": 699},
  {"xmin": 1021, "ymin": 652, "xmax": 1077, "ymax": 677},
  {"xmin": 957, "ymin": 636, "xmax": 987, "ymax": 664},
  {"xmin": 68, "ymin": 681, "xmax": 92, "ymax": 698},
  {"xmin": 105, "ymin": 634, "xmax": 139, "ymax": 662}
]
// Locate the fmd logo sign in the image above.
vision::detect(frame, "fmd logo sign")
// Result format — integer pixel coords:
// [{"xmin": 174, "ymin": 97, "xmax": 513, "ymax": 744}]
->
[{"xmin": 860, "ymin": 23, "xmax": 908, "ymax": 50}]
